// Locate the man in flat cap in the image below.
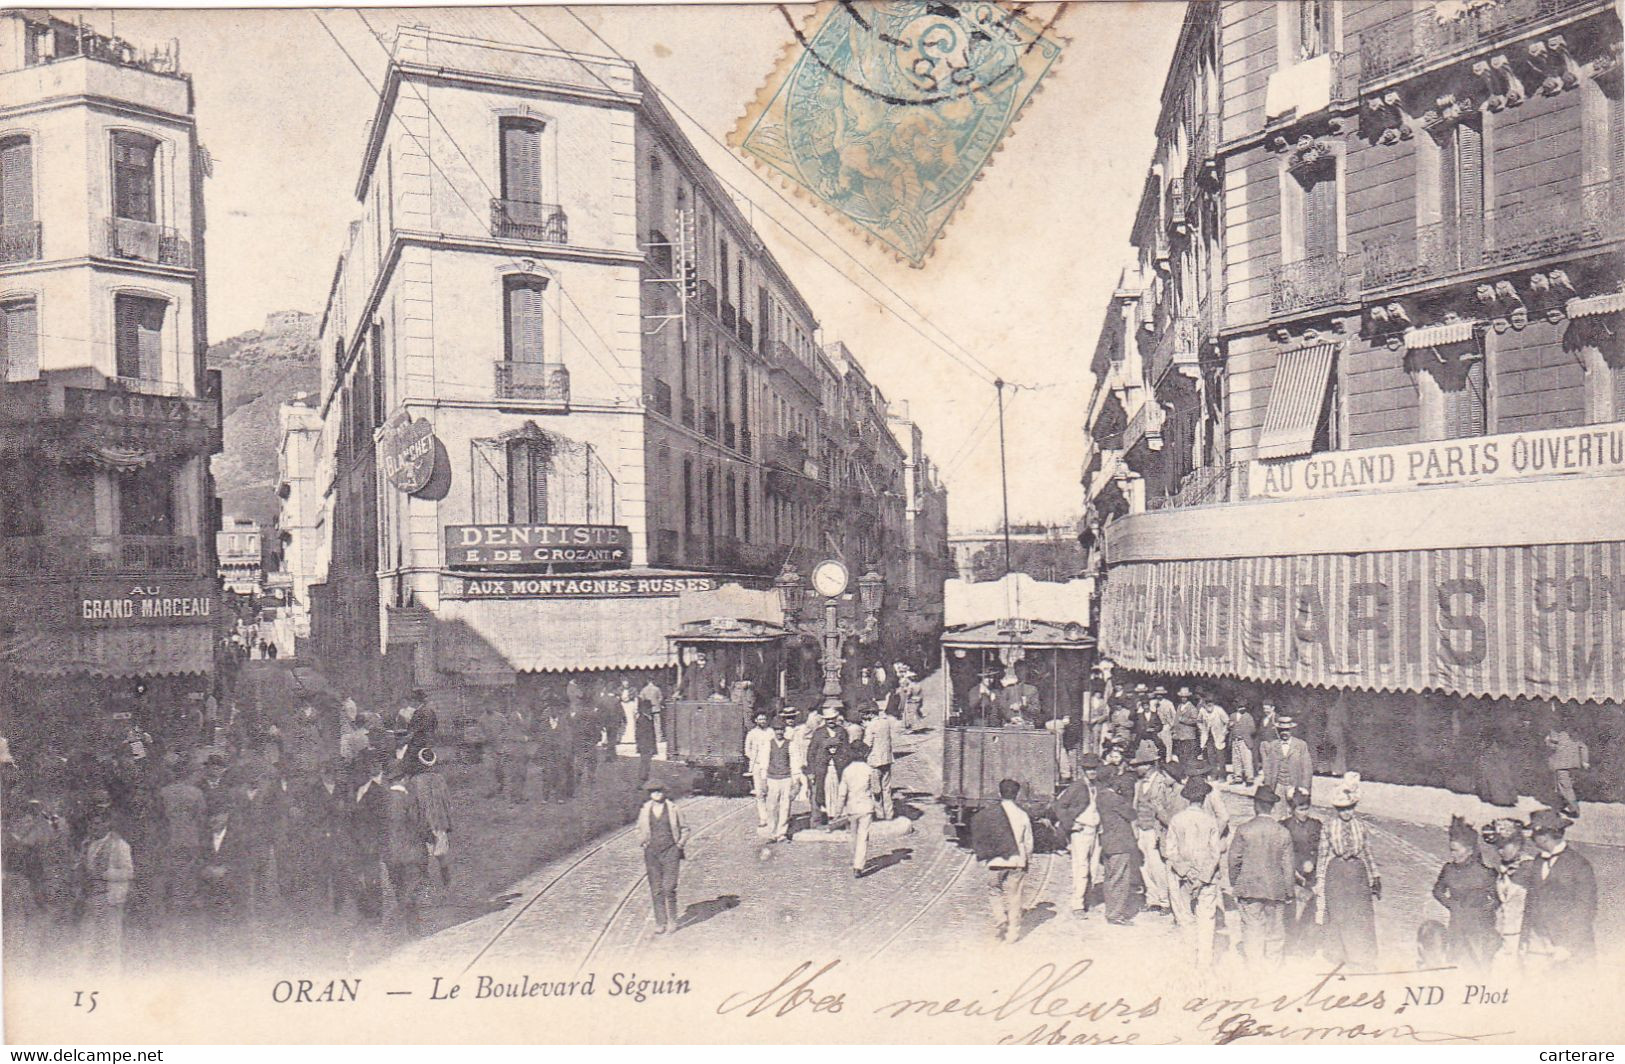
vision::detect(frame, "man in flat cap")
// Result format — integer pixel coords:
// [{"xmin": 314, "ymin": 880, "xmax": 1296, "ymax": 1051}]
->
[{"xmin": 1228, "ymin": 786, "xmax": 1296, "ymax": 968}]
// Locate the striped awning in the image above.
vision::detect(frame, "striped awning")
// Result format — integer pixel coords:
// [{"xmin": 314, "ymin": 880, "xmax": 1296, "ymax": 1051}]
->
[
  {"xmin": 1567, "ymin": 292, "xmax": 1625, "ymax": 319},
  {"xmin": 1405, "ymin": 320, "xmax": 1477, "ymax": 348},
  {"xmin": 437, "ymin": 596, "xmax": 676, "ymax": 674},
  {"xmin": 1256, "ymin": 343, "xmax": 1337, "ymax": 460},
  {"xmin": 1, "ymin": 626, "xmax": 214, "ymax": 677}
]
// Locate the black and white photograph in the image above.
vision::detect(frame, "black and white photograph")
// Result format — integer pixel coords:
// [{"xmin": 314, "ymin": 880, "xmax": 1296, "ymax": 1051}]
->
[{"xmin": 1, "ymin": 0, "xmax": 1623, "ymax": 1047}]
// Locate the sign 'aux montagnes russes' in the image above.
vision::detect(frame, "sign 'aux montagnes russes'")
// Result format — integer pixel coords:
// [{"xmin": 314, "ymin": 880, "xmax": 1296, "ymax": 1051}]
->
[{"xmin": 445, "ymin": 524, "xmax": 632, "ymax": 569}]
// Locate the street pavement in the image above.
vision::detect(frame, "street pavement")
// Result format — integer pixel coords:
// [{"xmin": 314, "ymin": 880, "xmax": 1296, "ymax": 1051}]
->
[{"xmin": 395, "ymin": 671, "xmax": 1625, "ymax": 981}]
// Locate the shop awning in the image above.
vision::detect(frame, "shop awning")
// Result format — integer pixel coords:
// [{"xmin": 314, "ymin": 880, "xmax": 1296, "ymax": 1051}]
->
[
  {"xmin": 1098, "ymin": 540, "xmax": 1625, "ymax": 704},
  {"xmin": 437, "ymin": 596, "xmax": 676, "ymax": 674},
  {"xmin": 1, "ymin": 626, "xmax": 214, "ymax": 677},
  {"xmin": 1567, "ymin": 292, "xmax": 1625, "ymax": 319},
  {"xmin": 1404, "ymin": 320, "xmax": 1477, "ymax": 348},
  {"xmin": 1256, "ymin": 343, "xmax": 1337, "ymax": 459}
]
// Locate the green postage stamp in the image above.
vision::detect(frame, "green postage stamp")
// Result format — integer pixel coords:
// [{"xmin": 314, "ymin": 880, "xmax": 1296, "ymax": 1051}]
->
[{"xmin": 731, "ymin": 2, "xmax": 1065, "ymax": 267}]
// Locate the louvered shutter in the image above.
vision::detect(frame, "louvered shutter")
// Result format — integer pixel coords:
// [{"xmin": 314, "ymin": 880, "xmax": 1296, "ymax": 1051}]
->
[
  {"xmin": 472, "ymin": 440, "xmax": 508, "ymax": 524},
  {"xmin": 0, "ymin": 138, "xmax": 33, "ymax": 228},
  {"xmin": 501, "ymin": 119, "xmax": 543, "ymax": 204},
  {"xmin": 2, "ymin": 301, "xmax": 37, "ymax": 382},
  {"xmin": 1455, "ymin": 123, "xmax": 1484, "ymax": 268},
  {"xmin": 136, "ymin": 299, "xmax": 165, "ymax": 380},
  {"xmin": 1444, "ymin": 356, "xmax": 1487, "ymax": 439},
  {"xmin": 506, "ymin": 440, "xmax": 530, "ymax": 523},
  {"xmin": 505, "ymin": 280, "xmax": 545, "ymax": 363},
  {"xmin": 1303, "ymin": 171, "xmax": 1337, "ymax": 260},
  {"xmin": 112, "ymin": 133, "xmax": 156, "ymax": 222},
  {"xmin": 115, "ymin": 295, "xmax": 141, "ymax": 378}
]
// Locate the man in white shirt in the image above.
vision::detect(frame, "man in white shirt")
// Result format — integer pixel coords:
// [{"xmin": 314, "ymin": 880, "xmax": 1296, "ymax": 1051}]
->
[
  {"xmin": 80, "ymin": 811, "xmax": 134, "ymax": 974},
  {"xmin": 743, "ymin": 711, "xmax": 775, "ymax": 831},
  {"xmin": 862, "ymin": 705, "xmax": 899, "ymax": 820},
  {"xmin": 839, "ymin": 741, "xmax": 880, "ymax": 877},
  {"xmin": 1164, "ymin": 777, "xmax": 1223, "ymax": 969},
  {"xmin": 972, "ymin": 778, "xmax": 1034, "ymax": 943},
  {"xmin": 762, "ymin": 716, "xmax": 803, "ymax": 843}
]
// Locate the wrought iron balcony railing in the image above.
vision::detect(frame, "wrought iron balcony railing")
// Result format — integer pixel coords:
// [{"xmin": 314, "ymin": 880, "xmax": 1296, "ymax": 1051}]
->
[
  {"xmin": 702, "ymin": 407, "xmax": 719, "ymax": 440},
  {"xmin": 1269, "ymin": 252, "xmax": 1362, "ymax": 313},
  {"xmin": 490, "ymin": 199, "xmax": 568, "ymax": 244},
  {"xmin": 1146, "ymin": 460, "xmax": 1251, "ymax": 512},
  {"xmin": 1146, "ymin": 314, "xmax": 1198, "ymax": 388},
  {"xmin": 696, "ymin": 278, "xmax": 718, "ymax": 317},
  {"xmin": 103, "ymin": 217, "xmax": 191, "ymax": 267},
  {"xmin": 493, "ymin": 361, "xmax": 570, "ymax": 403},
  {"xmin": 0, "ymin": 222, "xmax": 41, "ymax": 264},
  {"xmin": 109, "ymin": 375, "xmax": 190, "ymax": 397},
  {"xmin": 1357, "ymin": 0, "xmax": 1595, "ymax": 85},
  {"xmin": 0, "ymin": 534, "xmax": 198, "ymax": 577},
  {"xmin": 1166, "ymin": 178, "xmax": 1189, "ymax": 239},
  {"xmin": 738, "ymin": 318, "xmax": 754, "ymax": 349}
]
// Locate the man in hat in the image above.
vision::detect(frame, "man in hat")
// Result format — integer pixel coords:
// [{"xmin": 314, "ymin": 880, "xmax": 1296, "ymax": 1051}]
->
[
  {"xmin": 1543, "ymin": 720, "xmax": 1588, "ymax": 819},
  {"xmin": 349, "ymin": 752, "xmax": 388, "ymax": 920},
  {"xmin": 1131, "ymin": 740, "xmax": 1175, "ymax": 914},
  {"xmin": 967, "ymin": 671, "xmax": 1000, "ymax": 727},
  {"xmin": 235, "ymin": 759, "xmax": 284, "ymax": 922},
  {"xmin": 636, "ymin": 780, "xmax": 690, "ymax": 934},
  {"xmin": 807, "ymin": 707, "xmax": 852, "ymax": 828},
  {"xmin": 306, "ymin": 758, "xmax": 354, "ymax": 914},
  {"xmin": 840, "ymin": 740, "xmax": 881, "ymax": 877},
  {"xmin": 1229, "ymin": 701, "xmax": 1257, "ymax": 785},
  {"xmin": 999, "ymin": 667, "xmax": 1041, "ymax": 729},
  {"xmin": 390, "ymin": 690, "xmax": 438, "ymax": 768},
  {"xmin": 1281, "ymin": 791, "xmax": 1323, "ymax": 956},
  {"xmin": 481, "ymin": 698, "xmax": 530, "ymax": 804},
  {"xmin": 1258, "ymin": 715, "xmax": 1312, "ymax": 809},
  {"xmin": 536, "ymin": 700, "xmax": 573, "ymax": 802},
  {"xmin": 380, "ymin": 757, "xmax": 427, "ymax": 936},
  {"xmin": 971, "ymin": 779, "xmax": 1034, "ymax": 943},
  {"xmin": 1096, "ymin": 771, "xmax": 1141, "ymax": 925},
  {"xmin": 1484, "ymin": 817, "xmax": 1538, "ymax": 975},
  {"xmin": 902, "ymin": 667, "xmax": 926, "ymax": 733},
  {"xmin": 1521, "ymin": 808, "xmax": 1595, "ymax": 969},
  {"xmin": 1054, "ymin": 753, "xmax": 1103, "ymax": 916},
  {"xmin": 156, "ymin": 763, "xmax": 207, "ymax": 918},
  {"xmin": 1228, "ymin": 786, "xmax": 1296, "ymax": 968},
  {"xmin": 567, "ymin": 697, "xmax": 603, "ymax": 795},
  {"xmin": 78, "ymin": 808, "xmax": 134, "ymax": 974},
  {"xmin": 1172, "ymin": 687, "xmax": 1202, "ymax": 766},
  {"xmin": 408, "ymin": 747, "xmax": 454, "ymax": 897},
  {"xmin": 762, "ymin": 715, "xmax": 802, "ymax": 843},
  {"xmin": 744, "ymin": 711, "xmax": 777, "ymax": 831},
  {"xmin": 1164, "ymin": 776, "xmax": 1222, "ymax": 969},
  {"xmin": 863, "ymin": 703, "xmax": 899, "ymax": 821},
  {"xmin": 1199, "ymin": 695, "xmax": 1230, "ymax": 771},
  {"xmin": 280, "ymin": 701, "xmax": 325, "ymax": 782}
]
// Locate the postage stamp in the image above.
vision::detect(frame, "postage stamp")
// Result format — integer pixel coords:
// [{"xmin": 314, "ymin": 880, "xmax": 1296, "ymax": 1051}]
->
[{"xmin": 731, "ymin": 1, "xmax": 1066, "ymax": 267}]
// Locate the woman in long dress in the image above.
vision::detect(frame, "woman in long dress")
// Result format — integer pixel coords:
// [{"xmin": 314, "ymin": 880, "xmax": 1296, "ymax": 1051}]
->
[
  {"xmin": 1431, "ymin": 816, "xmax": 1500, "ymax": 968},
  {"xmin": 1319, "ymin": 773, "xmax": 1380, "ymax": 970}
]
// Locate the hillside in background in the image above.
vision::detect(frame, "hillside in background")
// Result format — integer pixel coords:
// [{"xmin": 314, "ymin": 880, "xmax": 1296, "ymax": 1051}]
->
[{"xmin": 208, "ymin": 311, "xmax": 320, "ymax": 530}]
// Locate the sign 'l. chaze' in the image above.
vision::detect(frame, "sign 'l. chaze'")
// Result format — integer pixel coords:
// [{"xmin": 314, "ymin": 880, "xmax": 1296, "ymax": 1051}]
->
[{"xmin": 378, "ymin": 409, "xmax": 437, "ymax": 495}]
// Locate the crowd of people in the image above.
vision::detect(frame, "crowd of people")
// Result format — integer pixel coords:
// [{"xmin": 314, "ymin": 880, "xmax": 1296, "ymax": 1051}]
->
[{"xmin": 967, "ymin": 677, "xmax": 1599, "ymax": 975}]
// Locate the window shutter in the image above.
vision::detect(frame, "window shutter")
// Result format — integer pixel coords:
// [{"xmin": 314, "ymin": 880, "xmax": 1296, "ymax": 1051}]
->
[
  {"xmin": 505, "ymin": 280, "xmax": 546, "ymax": 363},
  {"xmin": 1303, "ymin": 171, "xmax": 1337, "ymax": 259},
  {"xmin": 137, "ymin": 299, "xmax": 166, "ymax": 380},
  {"xmin": 2, "ymin": 301, "xmax": 37, "ymax": 382},
  {"xmin": 115, "ymin": 296, "xmax": 140, "ymax": 378},
  {"xmin": 0, "ymin": 138, "xmax": 33, "ymax": 227},
  {"xmin": 112, "ymin": 133, "xmax": 156, "ymax": 223},
  {"xmin": 529, "ymin": 443, "xmax": 549, "ymax": 524},
  {"xmin": 501, "ymin": 119, "xmax": 543, "ymax": 204},
  {"xmin": 472, "ymin": 440, "xmax": 507, "ymax": 524},
  {"xmin": 1455, "ymin": 123, "xmax": 1485, "ymax": 267},
  {"xmin": 1612, "ymin": 361, "xmax": 1625, "ymax": 421}
]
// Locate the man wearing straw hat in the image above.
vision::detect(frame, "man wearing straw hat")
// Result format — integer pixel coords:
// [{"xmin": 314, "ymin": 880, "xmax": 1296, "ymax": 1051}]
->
[{"xmin": 1258, "ymin": 714, "xmax": 1312, "ymax": 810}]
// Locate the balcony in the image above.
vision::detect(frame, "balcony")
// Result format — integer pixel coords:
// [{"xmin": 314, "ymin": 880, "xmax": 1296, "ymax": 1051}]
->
[
  {"xmin": 1165, "ymin": 178, "xmax": 1189, "ymax": 239},
  {"xmin": 1145, "ymin": 314, "xmax": 1197, "ymax": 388},
  {"xmin": 0, "ymin": 534, "xmax": 198, "ymax": 578},
  {"xmin": 734, "ymin": 542, "xmax": 784, "ymax": 574},
  {"xmin": 738, "ymin": 318, "xmax": 754, "ymax": 349},
  {"xmin": 702, "ymin": 407, "xmax": 719, "ymax": 440},
  {"xmin": 1357, "ymin": 0, "xmax": 1595, "ymax": 86},
  {"xmin": 1121, "ymin": 400, "xmax": 1165, "ymax": 453},
  {"xmin": 1362, "ymin": 179, "xmax": 1623, "ymax": 290},
  {"xmin": 768, "ymin": 340, "xmax": 820, "ymax": 398},
  {"xmin": 696, "ymin": 278, "xmax": 718, "ymax": 317},
  {"xmin": 493, "ymin": 361, "xmax": 570, "ymax": 403},
  {"xmin": 766, "ymin": 432, "xmax": 807, "ymax": 472},
  {"xmin": 0, "ymin": 222, "xmax": 41, "ymax": 264},
  {"xmin": 649, "ymin": 377, "xmax": 673, "ymax": 418},
  {"xmin": 1269, "ymin": 252, "xmax": 1361, "ymax": 314},
  {"xmin": 1188, "ymin": 112, "xmax": 1218, "ymax": 187},
  {"xmin": 681, "ymin": 396, "xmax": 696, "ymax": 429},
  {"xmin": 110, "ymin": 375, "xmax": 190, "ymax": 397},
  {"xmin": 103, "ymin": 217, "xmax": 191, "ymax": 267},
  {"xmin": 645, "ymin": 229, "xmax": 673, "ymax": 274},
  {"xmin": 490, "ymin": 199, "xmax": 568, "ymax": 244},
  {"xmin": 723, "ymin": 420, "xmax": 737, "ymax": 450},
  {"xmin": 1147, "ymin": 461, "xmax": 1250, "ymax": 511},
  {"xmin": 721, "ymin": 301, "xmax": 737, "ymax": 331},
  {"xmin": 739, "ymin": 427, "xmax": 753, "ymax": 457}
]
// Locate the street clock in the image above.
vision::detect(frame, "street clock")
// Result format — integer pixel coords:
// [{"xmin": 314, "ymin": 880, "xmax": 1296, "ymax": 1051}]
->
[{"xmin": 810, "ymin": 559, "xmax": 850, "ymax": 599}]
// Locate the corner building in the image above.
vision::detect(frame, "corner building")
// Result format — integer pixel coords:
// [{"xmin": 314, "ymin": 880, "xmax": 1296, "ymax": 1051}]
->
[
  {"xmin": 306, "ymin": 28, "xmax": 946, "ymax": 712},
  {"xmin": 0, "ymin": 13, "xmax": 220, "ymax": 747},
  {"xmin": 1089, "ymin": 0, "xmax": 1625, "ymax": 804}
]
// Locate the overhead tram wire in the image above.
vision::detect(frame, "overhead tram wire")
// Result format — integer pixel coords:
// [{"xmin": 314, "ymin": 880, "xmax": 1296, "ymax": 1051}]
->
[
  {"xmin": 937, "ymin": 392, "xmax": 999, "ymax": 474},
  {"xmin": 325, "ymin": 10, "xmax": 629, "ymax": 393},
  {"xmin": 942, "ymin": 389, "xmax": 1018, "ymax": 482},
  {"xmin": 506, "ymin": 6, "xmax": 1019, "ymax": 391}
]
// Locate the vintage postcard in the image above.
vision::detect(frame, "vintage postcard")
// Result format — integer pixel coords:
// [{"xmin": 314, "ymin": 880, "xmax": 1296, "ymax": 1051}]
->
[{"xmin": 3, "ymin": 0, "xmax": 1624, "ymax": 1049}]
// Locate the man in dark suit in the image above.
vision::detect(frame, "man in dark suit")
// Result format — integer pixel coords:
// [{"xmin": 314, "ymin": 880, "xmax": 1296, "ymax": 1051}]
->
[
  {"xmin": 1522, "ymin": 808, "xmax": 1596, "ymax": 969},
  {"xmin": 1281, "ymin": 791, "xmax": 1324, "ymax": 956},
  {"xmin": 806, "ymin": 707, "xmax": 852, "ymax": 827},
  {"xmin": 391, "ymin": 690, "xmax": 438, "ymax": 767},
  {"xmin": 536, "ymin": 703, "xmax": 574, "ymax": 802},
  {"xmin": 1096, "ymin": 771, "xmax": 1141, "ymax": 926},
  {"xmin": 1228, "ymin": 786, "xmax": 1296, "ymax": 968}
]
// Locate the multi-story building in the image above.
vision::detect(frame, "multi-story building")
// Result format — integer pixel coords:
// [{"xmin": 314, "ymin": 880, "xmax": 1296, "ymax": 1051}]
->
[
  {"xmin": 216, "ymin": 515, "xmax": 263, "ymax": 596},
  {"xmin": 1086, "ymin": 0, "xmax": 1625, "ymax": 803},
  {"xmin": 0, "ymin": 13, "xmax": 220, "ymax": 748},
  {"xmin": 304, "ymin": 27, "xmax": 946, "ymax": 710},
  {"xmin": 886, "ymin": 399, "xmax": 953, "ymax": 642}
]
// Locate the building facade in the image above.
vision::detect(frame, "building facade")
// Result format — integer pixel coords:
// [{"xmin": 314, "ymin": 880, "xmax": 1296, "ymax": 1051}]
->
[
  {"xmin": 216, "ymin": 515, "xmax": 263, "ymax": 596},
  {"xmin": 301, "ymin": 27, "xmax": 947, "ymax": 711},
  {"xmin": 1087, "ymin": 0, "xmax": 1625, "ymax": 803},
  {"xmin": 0, "ymin": 12, "xmax": 220, "ymax": 748}
]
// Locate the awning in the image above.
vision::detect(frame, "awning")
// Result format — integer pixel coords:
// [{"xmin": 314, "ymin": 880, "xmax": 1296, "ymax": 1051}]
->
[
  {"xmin": 1256, "ymin": 343, "xmax": 1337, "ymax": 460},
  {"xmin": 1098, "ymin": 540, "xmax": 1625, "ymax": 704},
  {"xmin": 436, "ymin": 596, "xmax": 676, "ymax": 674},
  {"xmin": 1, "ymin": 626, "xmax": 214, "ymax": 677},
  {"xmin": 1404, "ymin": 320, "xmax": 1477, "ymax": 348},
  {"xmin": 1567, "ymin": 292, "xmax": 1625, "ymax": 319}
]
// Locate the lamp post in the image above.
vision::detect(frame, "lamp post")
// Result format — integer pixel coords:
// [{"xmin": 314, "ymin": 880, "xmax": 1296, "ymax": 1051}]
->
[{"xmin": 776, "ymin": 560, "xmax": 884, "ymax": 712}]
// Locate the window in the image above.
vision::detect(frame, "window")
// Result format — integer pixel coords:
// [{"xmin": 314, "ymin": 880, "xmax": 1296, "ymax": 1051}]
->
[
  {"xmin": 742, "ymin": 482, "xmax": 752, "ymax": 540},
  {"xmin": 114, "ymin": 294, "xmax": 166, "ymax": 381},
  {"xmin": 0, "ymin": 298, "xmax": 38, "ymax": 381},
  {"xmin": 649, "ymin": 154, "xmax": 664, "ymax": 224},
  {"xmin": 504, "ymin": 276, "xmax": 547, "ymax": 363},
  {"xmin": 1300, "ymin": 164, "xmax": 1337, "ymax": 261},
  {"xmin": 118, "ymin": 463, "xmax": 174, "ymax": 537},
  {"xmin": 111, "ymin": 132, "xmax": 158, "ymax": 223},
  {"xmin": 719, "ymin": 239, "xmax": 729, "ymax": 304},
  {"xmin": 500, "ymin": 117, "xmax": 545, "ymax": 204},
  {"xmin": 726, "ymin": 471, "xmax": 738, "ymax": 536},
  {"xmin": 1442, "ymin": 355, "xmax": 1487, "ymax": 439},
  {"xmin": 1294, "ymin": 0, "xmax": 1331, "ymax": 61},
  {"xmin": 682, "ymin": 458, "xmax": 694, "ymax": 535},
  {"xmin": 0, "ymin": 135, "xmax": 34, "ymax": 235},
  {"xmin": 1441, "ymin": 121, "xmax": 1485, "ymax": 269},
  {"xmin": 0, "ymin": 462, "xmax": 45, "ymax": 536},
  {"xmin": 369, "ymin": 322, "xmax": 386, "ymax": 426},
  {"xmin": 505, "ymin": 438, "xmax": 550, "ymax": 524}
]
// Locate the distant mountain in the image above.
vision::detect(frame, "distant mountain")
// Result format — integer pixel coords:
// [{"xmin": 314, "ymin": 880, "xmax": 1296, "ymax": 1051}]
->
[{"xmin": 208, "ymin": 311, "xmax": 320, "ymax": 530}]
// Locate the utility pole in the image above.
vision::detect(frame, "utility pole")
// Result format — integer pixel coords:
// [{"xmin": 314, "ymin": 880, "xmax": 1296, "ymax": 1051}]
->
[{"xmin": 995, "ymin": 378, "xmax": 1011, "ymax": 578}]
